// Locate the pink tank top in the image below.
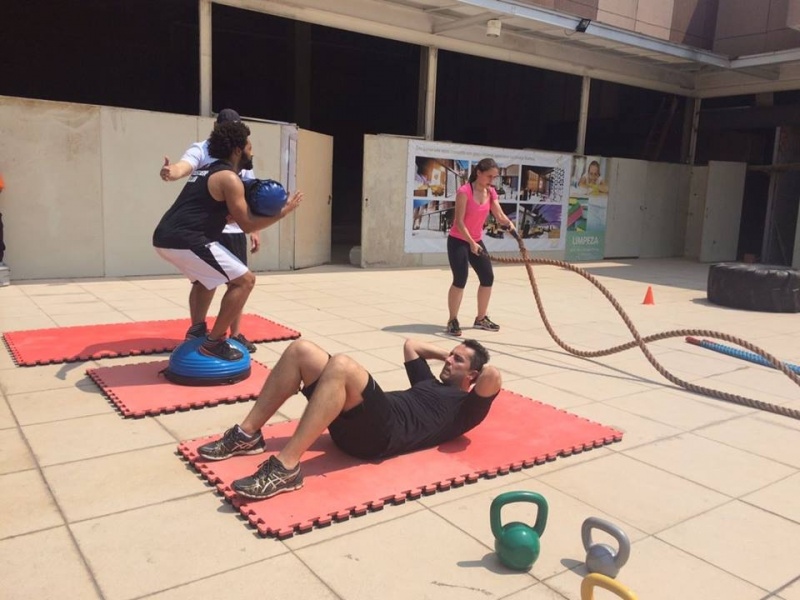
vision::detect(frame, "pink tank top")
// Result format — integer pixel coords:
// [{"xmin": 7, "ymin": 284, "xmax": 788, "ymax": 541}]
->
[{"xmin": 449, "ymin": 183, "xmax": 496, "ymax": 242}]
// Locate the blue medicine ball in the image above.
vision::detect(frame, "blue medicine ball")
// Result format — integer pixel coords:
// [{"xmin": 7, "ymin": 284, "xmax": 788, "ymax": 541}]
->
[{"xmin": 244, "ymin": 178, "xmax": 288, "ymax": 217}]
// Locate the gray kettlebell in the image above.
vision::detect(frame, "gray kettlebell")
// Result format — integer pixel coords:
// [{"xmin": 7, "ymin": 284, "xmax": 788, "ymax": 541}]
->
[{"xmin": 581, "ymin": 517, "xmax": 631, "ymax": 578}]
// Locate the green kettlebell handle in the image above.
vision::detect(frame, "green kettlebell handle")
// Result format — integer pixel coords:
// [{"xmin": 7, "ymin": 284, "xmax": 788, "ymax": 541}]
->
[{"xmin": 490, "ymin": 491, "xmax": 548, "ymax": 539}]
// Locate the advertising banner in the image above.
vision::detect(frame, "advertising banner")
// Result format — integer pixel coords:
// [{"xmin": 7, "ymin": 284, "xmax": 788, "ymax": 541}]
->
[
  {"xmin": 405, "ymin": 140, "xmax": 572, "ymax": 253},
  {"xmin": 565, "ymin": 156, "xmax": 610, "ymax": 261}
]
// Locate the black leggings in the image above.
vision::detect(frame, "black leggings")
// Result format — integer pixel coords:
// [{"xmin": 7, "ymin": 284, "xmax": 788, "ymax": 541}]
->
[{"xmin": 447, "ymin": 236, "xmax": 494, "ymax": 289}]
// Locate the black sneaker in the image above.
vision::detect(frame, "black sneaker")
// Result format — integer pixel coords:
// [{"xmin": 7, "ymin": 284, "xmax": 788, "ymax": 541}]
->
[
  {"xmin": 197, "ymin": 425, "xmax": 266, "ymax": 461},
  {"xmin": 446, "ymin": 318, "xmax": 462, "ymax": 337},
  {"xmin": 232, "ymin": 333, "xmax": 257, "ymax": 353},
  {"xmin": 232, "ymin": 455, "xmax": 304, "ymax": 500},
  {"xmin": 185, "ymin": 322, "xmax": 208, "ymax": 340},
  {"xmin": 199, "ymin": 337, "xmax": 244, "ymax": 361},
  {"xmin": 474, "ymin": 315, "xmax": 500, "ymax": 331}
]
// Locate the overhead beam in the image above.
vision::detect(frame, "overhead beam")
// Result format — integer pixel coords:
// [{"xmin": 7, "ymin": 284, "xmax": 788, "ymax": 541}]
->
[
  {"xmin": 433, "ymin": 11, "xmax": 496, "ymax": 34},
  {"xmin": 695, "ymin": 62, "xmax": 800, "ymax": 98},
  {"xmin": 456, "ymin": 0, "xmax": 730, "ymax": 67},
  {"xmin": 730, "ymin": 66, "xmax": 780, "ymax": 80},
  {"xmin": 731, "ymin": 47, "xmax": 800, "ymax": 69}
]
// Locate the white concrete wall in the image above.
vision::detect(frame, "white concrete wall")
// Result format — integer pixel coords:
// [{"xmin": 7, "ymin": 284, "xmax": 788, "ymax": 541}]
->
[
  {"xmin": 0, "ymin": 97, "xmax": 751, "ymax": 276},
  {"xmin": 0, "ymin": 96, "xmax": 285, "ymax": 280},
  {"xmin": 0, "ymin": 98, "xmax": 105, "ymax": 279}
]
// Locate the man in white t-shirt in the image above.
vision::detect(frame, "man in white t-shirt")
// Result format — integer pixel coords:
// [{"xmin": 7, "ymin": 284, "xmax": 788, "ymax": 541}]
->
[{"xmin": 160, "ymin": 108, "xmax": 260, "ymax": 352}]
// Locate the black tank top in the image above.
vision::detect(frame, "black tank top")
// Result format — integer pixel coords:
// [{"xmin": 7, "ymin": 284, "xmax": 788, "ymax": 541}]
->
[{"xmin": 153, "ymin": 161, "xmax": 235, "ymax": 249}]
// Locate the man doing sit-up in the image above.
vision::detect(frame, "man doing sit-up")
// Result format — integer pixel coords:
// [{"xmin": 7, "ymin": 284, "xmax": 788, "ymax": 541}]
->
[{"xmin": 198, "ymin": 337, "xmax": 502, "ymax": 499}]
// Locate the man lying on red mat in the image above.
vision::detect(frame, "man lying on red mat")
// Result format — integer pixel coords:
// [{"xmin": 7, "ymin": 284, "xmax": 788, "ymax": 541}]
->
[{"xmin": 197, "ymin": 338, "xmax": 502, "ymax": 499}]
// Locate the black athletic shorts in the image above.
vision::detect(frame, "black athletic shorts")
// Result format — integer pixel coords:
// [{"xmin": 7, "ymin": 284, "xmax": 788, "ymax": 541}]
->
[
  {"xmin": 301, "ymin": 375, "xmax": 392, "ymax": 459},
  {"xmin": 220, "ymin": 232, "xmax": 248, "ymax": 266}
]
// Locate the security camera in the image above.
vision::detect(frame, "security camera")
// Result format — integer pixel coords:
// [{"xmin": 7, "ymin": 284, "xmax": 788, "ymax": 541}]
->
[{"xmin": 486, "ymin": 19, "xmax": 502, "ymax": 37}]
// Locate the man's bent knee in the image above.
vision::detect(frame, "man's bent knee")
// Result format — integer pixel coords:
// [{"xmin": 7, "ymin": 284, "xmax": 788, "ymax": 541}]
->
[
  {"xmin": 229, "ymin": 270, "xmax": 255, "ymax": 290},
  {"xmin": 286, "ymin": 339, "xmax": 325, "ymax": 359},
  {"xmin": 324, "ymin": 354, "xmax": 369, "ymax": 381}
]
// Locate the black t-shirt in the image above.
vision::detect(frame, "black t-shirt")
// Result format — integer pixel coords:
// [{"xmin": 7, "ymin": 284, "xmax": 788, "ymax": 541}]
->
[
  {"xmin": 383, "ymin": 357, "xmax": 498, "ymax": 456},
  {"xmin": 153, "ymin": 161, "xmax": 234, "ymax": 249}
]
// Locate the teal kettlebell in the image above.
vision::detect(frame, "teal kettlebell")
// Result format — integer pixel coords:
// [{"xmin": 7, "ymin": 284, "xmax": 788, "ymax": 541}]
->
[{"xmin": 490, "ymin": 491, "xmax": 549, "ymax": 571}]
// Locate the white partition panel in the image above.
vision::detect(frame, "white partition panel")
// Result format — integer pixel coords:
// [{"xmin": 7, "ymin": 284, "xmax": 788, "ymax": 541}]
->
[
  {"xmin": 640, "ymin": 162, "xmax": 690, "ymax": 258},
  {"xmin": 604, "ymin": 158, "xmax": 647, "ymax": 258},
  {"xmin": 684, "ymin": 166, "xmax": 708, "ymax": 259},
  {"xmin": 0, "ymin": 97, "xmax": 104, "ymax": 279},
  {"xmin": 293, "ymin": 128, "xmax": 333, "ymax": 269},
  {"xmin": 246, "ymin": 121, "xmax": 285, "ymax": 272},
  {"xmin": 362, "ymin": 135, "xmax": 411, "ymax": 268},
  {"xmin": 699, "ymin": 161, "xmax": 746, "ymax": 262}
]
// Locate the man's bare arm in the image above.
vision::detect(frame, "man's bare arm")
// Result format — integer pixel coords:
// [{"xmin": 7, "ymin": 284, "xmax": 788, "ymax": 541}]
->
[
  {"xmin": 210, "ymin": 171, "xmax": 302, "ymax": 233},
  {"xmin": 473, "ymin": 365, "xmax": 502, "ymax": 397},
  {"xmin": 160, "ymin": 157, "xmax": 194, "ymax": 182},
  {"xmin": 403, "ymin": 339, "xmax": 449, "ymax": 363}
]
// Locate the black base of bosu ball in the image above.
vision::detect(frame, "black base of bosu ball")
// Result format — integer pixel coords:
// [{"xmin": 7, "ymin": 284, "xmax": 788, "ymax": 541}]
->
[{"xmin": 163, "ymin": 337, "xmax": 251, "ymax": 386}]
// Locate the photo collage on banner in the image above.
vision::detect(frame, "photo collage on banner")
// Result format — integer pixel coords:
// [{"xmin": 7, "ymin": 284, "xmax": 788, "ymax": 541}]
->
[
  {"xmin": 405, "ymin": 140, "xmax": 572, "ymax": 254},
  {"xmin": 565, "ymin": 156, "xmax": 610, "ymax": 261}
]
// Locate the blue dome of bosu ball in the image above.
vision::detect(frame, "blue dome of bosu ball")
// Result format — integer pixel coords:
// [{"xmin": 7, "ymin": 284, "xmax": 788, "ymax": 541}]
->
[{"xmin": 162, "ymin": 337, "xmax": 251, "ymax": 386}]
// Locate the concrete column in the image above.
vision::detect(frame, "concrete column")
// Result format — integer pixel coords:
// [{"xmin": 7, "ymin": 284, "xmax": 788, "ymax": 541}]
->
[
  {"xmin": 576, "ymin": 75, "xmax": 590, "ymax": 154},
  {"xmin": 199, "ymin": 0, "xmax": 212, "ymax": 117},
  {"xmin": 682, "ymin": 96, "xmax": 701, "ymax": 165},
  {"xmin": 794, "ymin": 206, "xmax": 800, "ymax": 267},
  {"xmin": 417, "ymin": 47, "xmax": 438, "ymax": 140},
  {"xmin": 687, "ymin": 97, "xmax": 701, "ymax": 166}
]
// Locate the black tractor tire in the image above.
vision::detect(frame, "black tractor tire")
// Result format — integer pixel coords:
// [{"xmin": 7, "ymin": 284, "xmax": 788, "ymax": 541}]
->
[{"xmin": 707, "ymin": 262, "xmax": 800, "ymax": 313}]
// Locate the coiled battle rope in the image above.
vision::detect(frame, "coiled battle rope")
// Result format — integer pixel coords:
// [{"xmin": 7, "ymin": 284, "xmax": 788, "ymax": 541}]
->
[{"xmin": 487, "ymin": 232, "xmax": 800, "ymax": 420}]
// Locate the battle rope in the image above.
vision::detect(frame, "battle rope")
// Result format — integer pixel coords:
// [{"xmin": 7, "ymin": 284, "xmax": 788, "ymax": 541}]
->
[{"xmin": 487, "ymin": 231, "xmax": 800, "ymax": 421}]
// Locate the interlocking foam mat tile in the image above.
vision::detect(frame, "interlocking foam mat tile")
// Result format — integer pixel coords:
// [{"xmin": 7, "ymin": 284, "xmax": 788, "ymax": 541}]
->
[
  {"xmin": 87, "ymin": 360, "xmax": 270, "ymax": 418},
  {"xmin": 3, "ymin": 314, "xmax": 299, "ymax": 366},
  {"xmin": 178, "ymin": 390, "xmax": 623, "ymax": 539}
]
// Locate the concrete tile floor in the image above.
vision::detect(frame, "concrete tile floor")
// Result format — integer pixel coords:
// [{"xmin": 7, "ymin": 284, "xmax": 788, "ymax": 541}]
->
[{"xmin": 1, "ymin": 258, "xmax": 799, "ymax": 600}]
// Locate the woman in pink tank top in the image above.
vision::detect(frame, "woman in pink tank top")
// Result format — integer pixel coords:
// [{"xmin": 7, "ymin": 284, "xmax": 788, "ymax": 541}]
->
[{"xmin": 446, "ymin": 158, "xmax": 516, "ymax": 337}]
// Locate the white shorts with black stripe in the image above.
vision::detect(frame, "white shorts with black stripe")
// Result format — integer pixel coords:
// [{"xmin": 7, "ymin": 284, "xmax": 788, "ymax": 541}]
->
[{"xmin": 155, "ymin": 242, "xmax": 249, "ymax": 290}]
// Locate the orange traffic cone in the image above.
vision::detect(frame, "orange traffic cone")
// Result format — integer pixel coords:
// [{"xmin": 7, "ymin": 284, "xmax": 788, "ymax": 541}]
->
[{"xmin": 642, "ymin": 286, "xmax": 655, "ymax": 305}]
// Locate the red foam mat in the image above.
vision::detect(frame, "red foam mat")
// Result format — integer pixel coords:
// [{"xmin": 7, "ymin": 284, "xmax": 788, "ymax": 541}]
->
[
  {"xmin": 3, "ymin": 314, "xmax": 299, "ymax": 366},
  {"xmin": 87, "ymin": 360, "xmax": 270, "ymax": 418},
  {"xmin": 178, "ymin": 390, "xmax": 623, "ymax": 539}
]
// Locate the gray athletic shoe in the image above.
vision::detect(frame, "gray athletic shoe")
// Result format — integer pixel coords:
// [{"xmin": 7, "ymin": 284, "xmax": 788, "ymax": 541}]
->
[
  {"xmin": 196, "ymin": 426, "xmax": 266, "ymax": 461},
  {"xmin": 232, "ymin": 455, "xmax": 304, "ymax": 500},
  {"xmin": 474, "ymin": 315, "xmax": 500, "ymax": 331},
  {"xmin": 446, "ymin": 318, "xmax": 462, "ymax": 336}
]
